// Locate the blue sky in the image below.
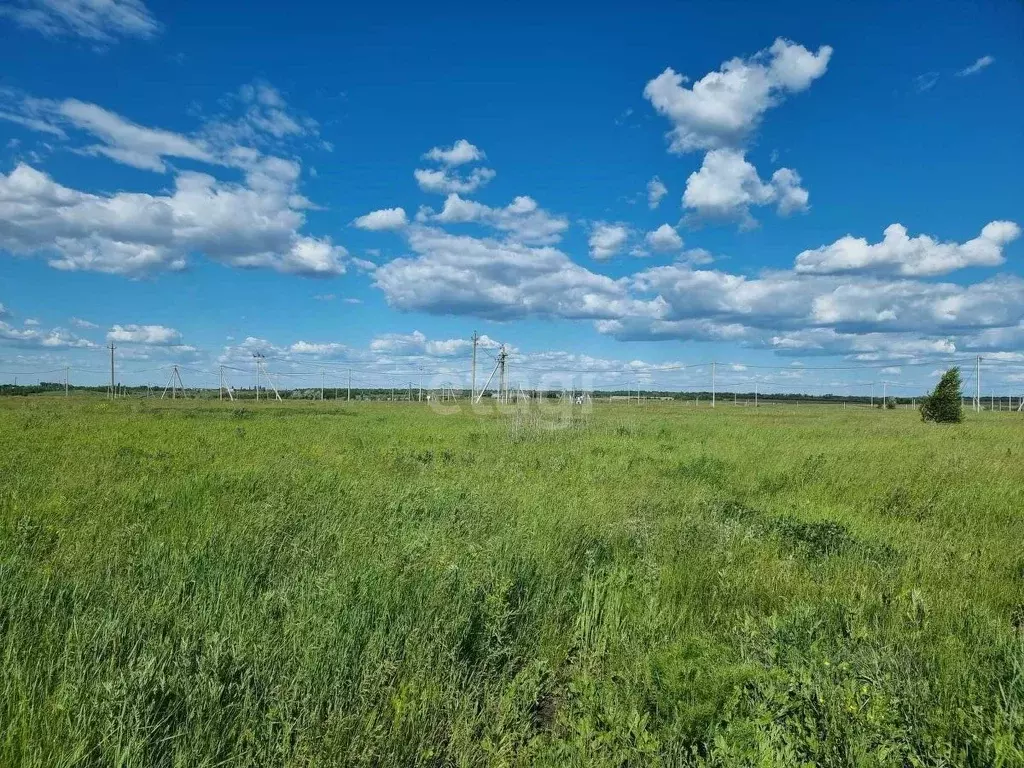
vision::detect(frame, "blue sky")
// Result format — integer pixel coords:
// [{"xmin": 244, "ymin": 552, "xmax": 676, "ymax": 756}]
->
[{"xmin": 1, "ymin": 0, "xmax": 1022, "ymax": 395}]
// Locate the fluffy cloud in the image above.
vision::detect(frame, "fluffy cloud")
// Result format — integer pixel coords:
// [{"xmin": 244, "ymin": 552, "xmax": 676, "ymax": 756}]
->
[
  {"xmin": 0, "ymin": 0, "xmax": 159, "ymax": 43},
  {"xmin": 0, "ymin": 162, "xmax": 346, "ymax": 276},
  {"xmin": 288, "ymin": 341, "xmax": 350, "ymax": 358},
  {"xmin": 70, "ymin": 316, "xmax": 98, "ymax": 328},
  {"xmin": 0, "ymin": 319, "xmax": 95, "ymax": 348},
  {"xmin": 353, "ymin": 207, "xmax": 408, "ymax": 231},
  {"xmin": 682, "ymin": 149, "xmax": 808, "ymax": 224},
  {"xmin": 644, "ymin": 38, "xmax": 832, "ymax": 153},
  {"xmin": 767, "ymin": 328, "xmax": 959, "ymax": 360},
  {"xmin": 374, "ymin": 226, "xmax": 656, "ymax": 321},
  {"xmin": 433, "ymin": 193, "xmax": 568, "ymax": 244},
  {"xmin": 423, "ymin": 139, "xmax": 484, "ymax": 166},
  {"xmin": 589, "ymin": 223, "xmax": 630, "ymax": 260},
  {"xmin": 645, "ymin": 224, "xmax": 683, "ymax": 252},
  {"xmin": 369, "ymin": 330, "xmax": 497, "ymax": 358},
  {"xmin": 414, "ymin": 166, "xmax": 496, "ymax": 195},
  {"xmin": 415, "ymin": 139, "xmax": 495, "ymax": 195},
  {"xmin": 794, "ymin": 221, "xmax": 1021, "ymax": 276},
  {"xmin": 647, "ymin": 177, "xmax": 668, "ymax": 209},
  {"xmin": 957, "ymin": 55, "xmax": 994, "ymax": 77},
  {"xmin": 619, "ymin": 264, "xmax": 1024, "ymax": 345},
  {"xmin": 0, "ymin": 87, "xmax": 344, "ymax": 277},
  {"xmin": 808, "ymin": 276, "xmax": 1024, "ymax": 332},
  {"xmin": 107, "ymin": 324, "xmax": 181, "ymax": 345}
]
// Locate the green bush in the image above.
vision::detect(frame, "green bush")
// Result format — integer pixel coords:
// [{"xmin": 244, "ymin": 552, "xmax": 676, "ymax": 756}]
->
[{"xmin": 920, "ymin": 367, "xmax": 963, "ymax": 423}]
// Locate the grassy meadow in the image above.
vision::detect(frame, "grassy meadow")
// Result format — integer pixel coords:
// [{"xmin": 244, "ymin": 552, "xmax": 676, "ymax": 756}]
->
[{"xmin": 0, "ymin": 396, "xmax": 1022, "ymax": 767}]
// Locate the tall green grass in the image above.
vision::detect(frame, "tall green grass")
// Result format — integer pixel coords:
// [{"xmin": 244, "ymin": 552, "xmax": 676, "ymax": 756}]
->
[{"xmin": 1, "ymin": 398, "xmax": 1022, "ymax": 766}]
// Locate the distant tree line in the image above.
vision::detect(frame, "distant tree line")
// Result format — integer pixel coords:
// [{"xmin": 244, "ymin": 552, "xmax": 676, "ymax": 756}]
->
[{"xmin": 0, "ymin": 382, "xmax": 922, "ymax": 405}]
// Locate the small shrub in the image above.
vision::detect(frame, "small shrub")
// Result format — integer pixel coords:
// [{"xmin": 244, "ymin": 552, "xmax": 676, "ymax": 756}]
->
[
  {"xmin": 920, "ymin": 367, "xmax": 963, "ymax": 424},
  {"xmin": 771, "ymin": 517, "xmax": 855, "ymax": 558}
]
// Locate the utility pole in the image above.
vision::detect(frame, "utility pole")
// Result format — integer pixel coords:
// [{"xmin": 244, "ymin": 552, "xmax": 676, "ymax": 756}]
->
[
  {"xmin": 161, "ymin": 365, "xmax": 185, "ymax": 399},
  {"xmin": 64, "ymin": 365, "xmax": 69, "ymax": 397},
  {"xmin": 755, "ymin": 380, "xmax": 758, "ymax": 408},
  {"xmin": 347, "ymin": 369, "xmax": 351, "ymax": 402},
  {"xmin": 253, "ymin": 352, "xmax": 263, "ymax": 403},
  {"xmin": 711, "ymin": 362, "xmax": 716, "ymax": 408},
  {"xmin": 471, "ymin": 330, "xmax": 478, "ymax": 402},
  {"xmin": 976, "ymin": 355, "xmax": 982, "ymax": 413},
  {"xmin": 219, "ymin": 365, "xmax": 234, "ymax": 401},
  {"xmin": 321, "ymin": 370, "xmax": 325, "ymax": 402},
  {"xmin": 108, "ymin": 342, "xmax": 116, "ymax": 400},
  {"xmin": 882, "ymin": 380, "xmax": 887, "ymax": 408},
  {"xmin": 497, "ymin": 344, "xmax": 508, "ymax": 404},
  {"xmin": 475, "ymin": 351, "xmax": 503, "ymax": 404}
]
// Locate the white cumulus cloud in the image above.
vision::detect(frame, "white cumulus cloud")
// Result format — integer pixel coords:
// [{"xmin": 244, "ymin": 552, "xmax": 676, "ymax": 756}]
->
[
  {"xmin": 643, "ymin": 38, "xmax": 832, "ymax": 153},
  {"xmin": 414, "ymin": 166, "xmax": 496, "ymax": 195},
  {"xmin": 107, "ymin": 324, "xmax": 181, "ymax": 345},
  {"xmin": 645, "ymin": 224, "xmax": 683, "ymax": 252},
  {"xmin": 353, "ymin": 207, "xmax": 408, "ymax": 231},
  {"xmin": 794, "ymin": 221, "xmax": 1021, "ymax": 276},
  {"xmin": 589, "ymin": 223, "xmax": 630, "ymax": 260},
  {"xmin": 374, "ymin": 226, "xmax": 656, "ymax": 321},
  {"xmin": 423, "ymin": 139, "xmax": 485, "ymax": 166},
  {"xmin": 682, "ymin": 148, "xmax": 808, "ymax": 225},
  {"xmin": 433, "ymin": 193, "xmax": 568, "ymax": 244},
  {"xmin": 0, "ymin": 161, "xmax": 347, "ymax": 276},
  {"xmin": 647, "ymin": 176, "xmax": 668, "ymax": 209}
]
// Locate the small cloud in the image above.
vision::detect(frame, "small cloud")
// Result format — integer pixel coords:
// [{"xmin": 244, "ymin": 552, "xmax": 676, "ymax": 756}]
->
[
  {"xmin": 352, "ymin": 207, "xmax": 408, "ymax": 231},
  {"xmin": 915, "ymin": 72, "xmax": 940, "ymax": 92},
  {"xmin": 646, "ymin": 176, "xmax": 668, "ymax": 209},
  {"xmin": 70, "ymin": 316, "xmax": 98, "ymax": 329},
  {"xmin": 24, "ymin": 318, "xmax": 40, "ymax": 326},
  {"xmin": 589, "ymin": 222, "xmax": 630, "ymax": 260},
  {"xmin": 645, "ymin": 223, "xmax": 683, "ymax": 252},
  {"xmin": 423, "ymin": 139, "xmax": 484, "ymax": 167},
  {"xmin": 314, "ymin": 294, "xmax": 336, "ymax": 301},
  {"xmin": 680, "ymin": 247, "xmax": 715, "ymax": 265},
  {"xmin": 957, "ymin": 55, "xmax": 994, "ymax": 77},
  {"xmin": 343, "ymin": 298, "xmax": 362, "ymax": 304},
  {"xmin": 107, "ymin": 324, "xmax": 182, "ymax": 345}
]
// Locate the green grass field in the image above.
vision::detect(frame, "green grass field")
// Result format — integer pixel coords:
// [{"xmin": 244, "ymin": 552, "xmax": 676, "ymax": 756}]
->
[{"xmin": 1, "ymin": 397, "xmax": 1022, "ymax": 767}]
